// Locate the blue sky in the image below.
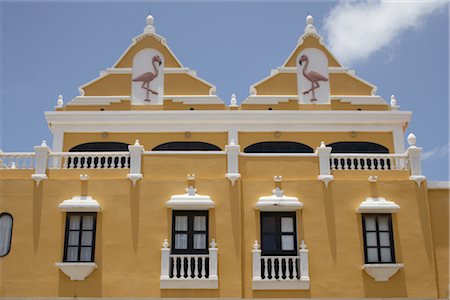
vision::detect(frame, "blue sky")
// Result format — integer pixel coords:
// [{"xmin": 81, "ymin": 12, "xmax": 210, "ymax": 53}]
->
[{"xmin": 0, "ymin": 1, "xmax": 448, "ymax": 180}]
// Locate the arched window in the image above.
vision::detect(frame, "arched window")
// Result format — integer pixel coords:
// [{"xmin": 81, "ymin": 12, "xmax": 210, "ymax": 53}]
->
[
  {"xmin": 152, "ymin": 142, "xmax": 221, "ymax": 151},
  {"xmin": 0, "ymin": 213, "xmax": 13, "ymax": 257},
  {"xmin": 244, "ymin": 141, "xmax": 313, "ymax": 153},
  {"xmin": 68, "ymin": 142, "xmax": 130, "ymax": 168},
  {"xmin": 327, "ymin": 142, "xmax": 389, "ymax": 154},
  {"xmin": 69, "ymin": 142, "xmax": 129, "ymax": 152}
]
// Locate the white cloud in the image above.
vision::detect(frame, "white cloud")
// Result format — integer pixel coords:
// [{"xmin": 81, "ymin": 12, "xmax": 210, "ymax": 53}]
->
[
  {"xmin": 422, "ymin": 142, "xmax": 450, "ymax": 160},
  {"xmin": 323, "ymin": 0, "xmax": 447, "ymax": 65}
]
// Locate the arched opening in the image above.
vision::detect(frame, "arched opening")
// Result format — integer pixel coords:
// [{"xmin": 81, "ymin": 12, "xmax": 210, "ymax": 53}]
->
[
  {"xmin": 327, "ymin": 142, "xmax": 390, "ymax": 169},
  {"xmin": 69, "ymin": 142, "xmax": 130, "ymax": 152},
  {"xmin": 152, "ymin": 142, "xmax": 221, "ymax": 151},
  {"xmin": 327, "ymin": 142, "xmax": 389, "ymax": 154},
  {"xmin": 68, "ymin": 142, "xmax": 130, "ymax": 168},
  {"xmin": 244, "ymin": 141, "xmax": 314, "ymax": 153},
  {"xmin": 0, "ymin": 213, "xmax": 13, "ymax": 257}
]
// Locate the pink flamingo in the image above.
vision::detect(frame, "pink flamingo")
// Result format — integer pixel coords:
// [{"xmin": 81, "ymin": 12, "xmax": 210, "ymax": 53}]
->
[
  {"xmin": 299, "ymin": 55, "xmax": 328, "ymax": 102},
  {"xmin": 133, "ymin": 55, "xmax": 162, "ymax": 102}
]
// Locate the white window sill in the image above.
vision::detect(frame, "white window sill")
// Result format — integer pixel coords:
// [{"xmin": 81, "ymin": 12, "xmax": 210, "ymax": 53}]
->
[
  {"xmin": 252, "ymin": 278, "xmax": 310, "ymax": 290},
  {"xmin": 160, "ymin": 277, "xmax": 218, "ymax": 289},
  {"xmin": 55, "ymin": 262, "xmax": 97, "ymax": 280},
  {"xmin": 362, "ymin": 263, "xmax": 404, "ymax": 281}
]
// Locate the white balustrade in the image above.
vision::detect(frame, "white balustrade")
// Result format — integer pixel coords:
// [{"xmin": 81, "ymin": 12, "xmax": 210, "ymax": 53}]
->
[
  {"xmin": 160, "ymin": 239, "xmax": 218, "ymax": 282},
  {"xmin": 252, "ymin": 240, "xmax": 309, "ymax": 284},
  {"xmin": 48, "ymin": 152, "xmax": 130, "ymax": 169},
  {"xmin": 0, "ymin": 152, "xmax": 35, "ymax": 169},
  {"xmin": 330, "ymin": 154, "xmax": 408, "ymax": 171}
]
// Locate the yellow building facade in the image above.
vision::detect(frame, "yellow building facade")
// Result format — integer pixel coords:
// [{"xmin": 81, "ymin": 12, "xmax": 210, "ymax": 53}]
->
[{"xmin": 0, "ymin": 15, "xmax": 448, "ymax": 299}]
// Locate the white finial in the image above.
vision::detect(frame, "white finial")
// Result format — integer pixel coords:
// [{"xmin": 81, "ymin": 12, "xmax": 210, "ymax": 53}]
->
[
  {"xmin": 390, "ymin": 95, "xmax": 399, "ymax": 110},
  {"xmin": 230, "ymin": 94, "xmax": 237, "ymax": 107},
  {"xmin": 210, "ymin": 239, "xmax": 217, "ymax": 248},
  {"xmin": 407, "ymin": 133, "xmax": 417, "ymax": 147},
  {"xmin": 272, "ymin": 187, "xmax": 284, "ymax": 198},
  {"xmin": 162, "ymin": 239, "xmax": 169, "ymax": 248},
  {"xmin": 10, "ymin": 162, "xmax": 16, "ymax": 169},
  {"xmin": 56, "ymin": 95, "xmax": 63, "ymax": 108},
  {"xmin": 253, "ymin": 240, "xmax": 260, "ymax": 250},
  {"xmin": 304, "ymin": 14, "xmax": 317, "ymax": 34},
  {"xmin": 300, "ymin": 240, "xmax": 307, "ymax": 250},
  {"xmin": 320, "ymin": 141, "xmax": 326, "ymax": 148},
  {"xmin": 186, "ymin": 186, "xmax": 197, "ymax": 196},
  {"xmin": 229, "ymin": 139, "xmax": 236, "ymax": 146},
  {"xmin": 41, "ymin": 140, "xmax": 47, "ymax": 147},
  {"xmin": 134, "ymin": 139, "xmax": 140, "ymax": 146},
  {"xmin": 144, "ymin": 14, "xmax": 156, "ymax": 34}
]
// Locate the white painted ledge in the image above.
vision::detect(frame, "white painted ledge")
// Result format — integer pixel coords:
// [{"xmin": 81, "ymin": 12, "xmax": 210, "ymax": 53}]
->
[
  {"xmin": 357, "ymin": 197, "xmax": 400, "ymax": 214},
  {"xmin": 255, "ymin": 188, "xmax": 303, "ymax": 211},
  {"xmin": 160, "ymin": 278, "xmax": 218, "ymax": 289},
  {"xmin": 362, "ymin": 263, "xmax": 404, "ymax": 281},
  {"xmin": 55, "ymin": 262, "xmax": 97, "ymax": 280},
  {"xmin": 58, "ymin": 196, "xmax": 102, "ymax": 212},
  {"xmin": 166, "ymin": 193, "xmax": 215, "ymax": 210},
  {"xmin": 253, "ymin": 278, "xmax": 310, "ymax": 290},
  {"xmin": 427, "ymin": 180, "xmax": 450, "ymax": 190}
]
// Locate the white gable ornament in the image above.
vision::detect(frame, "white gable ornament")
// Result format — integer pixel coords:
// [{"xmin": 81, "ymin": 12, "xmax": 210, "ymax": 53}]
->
[
  {"xmin": 297, "ymin": 48, "xmax": 330, "ymax": 104},
  {"xmin": 131, "ymin": 48, "xmax": 164, "ymax": 105}
]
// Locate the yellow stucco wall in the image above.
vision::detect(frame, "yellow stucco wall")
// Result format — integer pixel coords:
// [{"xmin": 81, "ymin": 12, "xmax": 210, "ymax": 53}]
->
[
  {"xmin": 0, "ymin": 156, "xmax": 445, "ymax": 298},
  {"xmin": 428, "ymin": 188, "xmax": 449, "ymax": 298}
]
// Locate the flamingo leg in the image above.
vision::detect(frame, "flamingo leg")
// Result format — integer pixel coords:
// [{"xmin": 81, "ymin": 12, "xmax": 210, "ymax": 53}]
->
[
  {"xmin": 148, "ymin": 88, "xmax": 158, "ymax": 95},
  {"xmin": 303, "ymin": 82, "xmax": 315, "ymax": 94}
]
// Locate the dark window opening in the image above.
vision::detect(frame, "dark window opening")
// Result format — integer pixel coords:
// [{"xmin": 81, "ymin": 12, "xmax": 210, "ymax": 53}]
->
[
  {"xmin": 153, "ymin": 142, "xmax": 221, "ymax": 151},
  {"xmin": 69, "ymin": 142, "xmax": 129, "ymax": 152},
  {"xmin": 0, "ymin": 213, "xmax": 13, "ymax": 257},
  {"xmin": 260, "ymin": 212, "xmax": 297, "ymax": 256},
  {"xmin": 362, "ymin": 214, "xmax": 395, "ymax": 264},
  {"xmin": 244, "ymin": 141, "xmax": 313, "ymax": 153},
  {"xmin": 63, "ymin": 212, "xmax": 97, "ymax": 262}
]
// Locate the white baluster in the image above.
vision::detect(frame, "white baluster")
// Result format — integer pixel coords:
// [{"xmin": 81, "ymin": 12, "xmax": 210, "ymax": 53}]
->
[
  {"xmin": 186, "ymin": 256, "xmax": 192, "ymax": 278},
  {"xmin": 202, "ymin": 256, "xmax": 207, "ymax": 278},
  {"xmin": 263, "ymin": 257, "xmax": 269, "ymax": 279}
]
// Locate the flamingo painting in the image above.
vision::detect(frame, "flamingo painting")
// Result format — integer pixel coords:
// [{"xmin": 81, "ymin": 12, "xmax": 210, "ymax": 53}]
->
[
  {"xmin": 299, "ymin": 54, "xmax": 328, "ymax": 102},
  {"xmin": 132, "ymin": 55, "xmax": 162, "ymax": 102}
]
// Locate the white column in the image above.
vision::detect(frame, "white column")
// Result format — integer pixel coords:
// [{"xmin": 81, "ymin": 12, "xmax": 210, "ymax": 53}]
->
[
  {"xmin": 299, "ymin": 240, "xmax": 310, "ymax": 281},
  {"xmin": 209, "ymin": 239, "xmax": 218, "ymax": 280},
  {"xmin": 160, "ymin": 239, "xmax": 170, "ymax": 280},
  {"xmin": 127, "ymin": 139, "xmax": 144, "ymax": 186},
  {"xmin": 31, "ymin": 140, "xmax": 50, "ymax": 186},
  {"xmin": 316, "ymin": 141, "xmax": 333, "ymax": 187},
  {"xmin": 225, "ymin": 139, "xmax": 241, "ymax": 185},
  {"xmin": 406, "ymin": 133, "xmax": 426, "ymax": 187},
  {"xmin": 252, "ymin": 241, "xmax": 262, "ymax": 280}
]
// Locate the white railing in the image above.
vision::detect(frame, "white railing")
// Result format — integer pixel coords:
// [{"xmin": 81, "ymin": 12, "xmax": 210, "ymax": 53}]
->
[
  {"xmin": 330, "ymin": 154, "xmax": 409, "ymax": 171},
  {"xmin": 0, "ymin": 152, "xmax": 35, "ymax": 169},
  {"xmin": 48, "ymin": 152, "xmax": 130, "ymax": 169},
  {"xmin": 160, "ymin": 239, "xmax": 218, "ymax": 288},
  {"xmin": 252, "ymin": 240, "xmax": 309, "ymax": 290}
]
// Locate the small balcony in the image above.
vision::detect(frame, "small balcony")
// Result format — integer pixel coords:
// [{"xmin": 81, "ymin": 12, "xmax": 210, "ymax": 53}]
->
[
  {"xmin": 160, "ymin": 239, "xmax": 218, "ymax": 289},
  {"xmin": 252, "ymin": 240, "xmax": 310, "ymax": 290}
]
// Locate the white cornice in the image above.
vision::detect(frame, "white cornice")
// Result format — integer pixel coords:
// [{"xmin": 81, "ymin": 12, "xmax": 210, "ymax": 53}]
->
[
  {"xmin": 67, "ymin": 95, "xmax": 224, "ymax": 106},
  {"xmin": 242, "ymin": 95, "xmax": 387, "ymax": 105},
  {"xmin": 45, "ymin": 110, "xmax": 412, "ymax": 127},
  {"xmin": 427, "ymin": 181, "xmax": 450, "ymax": 190},
  {"xmin": 103, "ymin": 67, "xmax": 196, "ymax": 75}
]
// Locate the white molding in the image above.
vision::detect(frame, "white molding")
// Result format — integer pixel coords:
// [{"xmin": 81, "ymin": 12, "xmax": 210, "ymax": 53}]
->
[
  {"xmin": 55, "ymin": 262, "xmax": 97, "ymax": 280},
  {"xmin": 166, "ymin": 193, "xmax": 215, "ymax": 210},
  {"xmin": 242, "ymin": 95, "xmax": 386, "ymax": 105},
  {"xmin": 427, "ymin": 181, "xmax": 450, "ymax": 190},
  {"xmin": 357, "ymin": 197, "xmax": 400, "ymax": 214},
  {"xmin": 160, "ymin": 278, "xmax": 218, "ymax": 289},
  {"xmin": 58, "ymin": 196, "xmax": 102, "ymax": 212},
  {"xmin": 168, "ymin": 96, "xmax": 224, "ymax": 105},
  {"xmin": 255, "ymin": 188, "xmax": 303, "ymax": 211},
  {"xmin": 67, "ymin": 95, "xmax": 223, "ymax": 106},
  {"xmin": 362, "ymin": 263, "xmax": 404, "ymax": 281},
  {"xmin": 252, "ymin": 279, "xmax": 310, "ymax": 290}
]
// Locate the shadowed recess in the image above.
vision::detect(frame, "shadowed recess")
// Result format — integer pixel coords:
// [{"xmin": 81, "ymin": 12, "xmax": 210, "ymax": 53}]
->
[
  {"xmin": 244, "ymin": 141, "xmax": 314, "ymax": 153},
  {"xmin": 152, "ymin": 141, "xmax": 221, "ymax": 151}
]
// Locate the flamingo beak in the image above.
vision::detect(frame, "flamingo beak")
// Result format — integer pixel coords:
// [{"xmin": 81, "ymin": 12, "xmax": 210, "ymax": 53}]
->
[
  {"xmin": 299, "ymin": 60, "xmax": 302, "ymax": 66},
  {"xmin": 159, "ymin": 61, "xmax": 162, "ymax": 66}
]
